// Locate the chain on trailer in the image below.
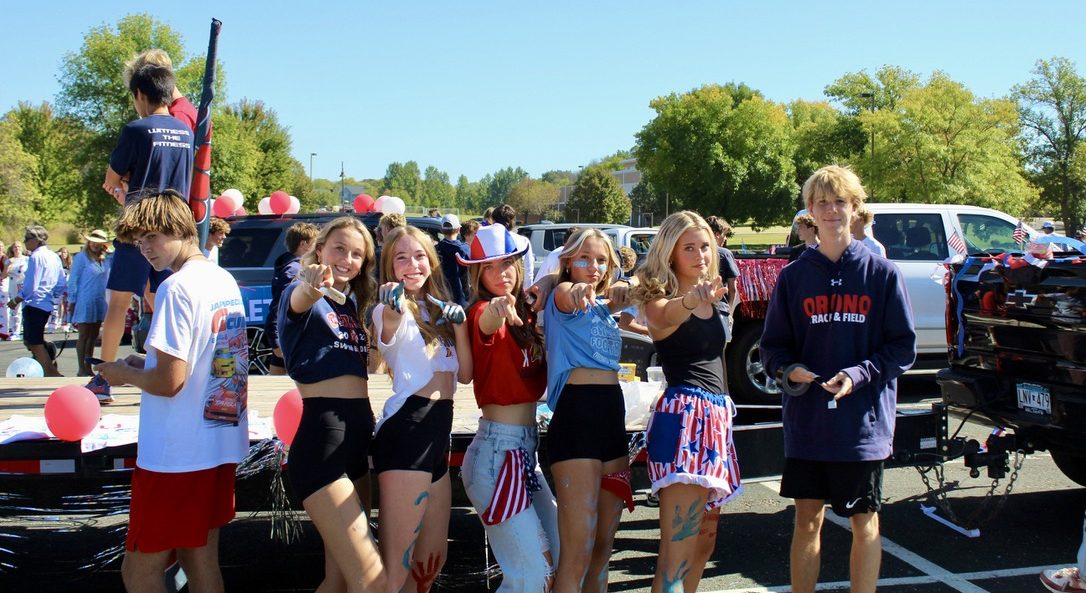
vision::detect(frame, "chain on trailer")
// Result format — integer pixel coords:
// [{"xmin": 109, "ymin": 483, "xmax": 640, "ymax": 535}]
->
[{"xmin": 914, "ymin": 403, "xmax": 1029, "ymax": 532}]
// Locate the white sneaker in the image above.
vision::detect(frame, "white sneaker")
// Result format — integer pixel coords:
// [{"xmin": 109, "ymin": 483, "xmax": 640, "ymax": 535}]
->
[{"xmin": 1042, "ymin": 567, "xmax": 1086, "ymax": 592}]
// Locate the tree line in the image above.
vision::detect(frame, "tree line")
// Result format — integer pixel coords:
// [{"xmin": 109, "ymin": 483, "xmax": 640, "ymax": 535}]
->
[{"xmin": 1, "ymin": 14, "xmax": 1084, "ymax": 231}]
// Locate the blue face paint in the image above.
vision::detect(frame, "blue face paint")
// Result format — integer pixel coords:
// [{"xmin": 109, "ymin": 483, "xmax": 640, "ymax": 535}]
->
[
  {"xmin": 572, "ymin": 260, "xmax": 590, "ymax": 268},
  {"xmin": 597, "ymin": 263, "xmax": 608, "ymax": 274}
]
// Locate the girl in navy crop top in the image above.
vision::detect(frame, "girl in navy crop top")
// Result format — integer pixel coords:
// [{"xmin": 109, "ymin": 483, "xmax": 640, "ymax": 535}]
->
[
  {"xmin": 370, "ymin": 226, "xmax": 472, "ymax": 593},
  {"xmin": 544, "ymin": 228, "xmax": 634, "ymax": 592},
  {"xmin": 629, "ymin": 211, "xmax": 740, "ymax": 593},
  {"xmin": 277, "ymin": 217, "xmax": 386, "ymax": 592}
]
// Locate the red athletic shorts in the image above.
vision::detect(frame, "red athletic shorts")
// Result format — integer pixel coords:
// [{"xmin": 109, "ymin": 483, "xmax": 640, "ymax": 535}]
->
[{"xmin": 126, "ymin": 464, "xmax": 237, "ymax": 553}]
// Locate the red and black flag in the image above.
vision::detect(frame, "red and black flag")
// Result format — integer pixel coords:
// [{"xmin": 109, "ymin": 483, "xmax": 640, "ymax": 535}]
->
[{"xmin": 190, "ymin": 18, "xmax": 222, "ymax": 248}]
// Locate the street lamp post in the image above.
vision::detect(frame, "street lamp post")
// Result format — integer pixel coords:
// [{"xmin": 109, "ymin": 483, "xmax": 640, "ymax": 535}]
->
[{"xmin": 309, "ymin": 153, "xmax": 317, "ymax": 187}]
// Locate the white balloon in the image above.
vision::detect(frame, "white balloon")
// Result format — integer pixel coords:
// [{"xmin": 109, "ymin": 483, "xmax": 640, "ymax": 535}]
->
[
  {"xmin": 377, "ymin": 196, "xmax": 405, "ymax": 215},
  {"xmin": 258, "ymin": 197, "xmax": 273, "ymax": 215},
  {"xmin": 223, "ymin": 188, "xmax": 244, "ymax": 204},
  {"xmin": 6, "ymin": 357, "xmax": 43, "ymax": 378},
  {"xmin": 287, "ymin": 196, "xmax": 301, "ymax": 214}
]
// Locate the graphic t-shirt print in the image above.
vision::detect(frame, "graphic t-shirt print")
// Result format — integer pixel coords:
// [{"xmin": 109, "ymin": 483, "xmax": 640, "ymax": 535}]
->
[{"xmin": 204, "ymin": 305, "xmax": 249, "ymax": 424}]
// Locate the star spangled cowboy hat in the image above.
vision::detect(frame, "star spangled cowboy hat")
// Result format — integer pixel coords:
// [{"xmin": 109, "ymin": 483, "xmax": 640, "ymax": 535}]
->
[{"xmin": 456, "ymin": 223, "xmax": 528, "ymax": 265}]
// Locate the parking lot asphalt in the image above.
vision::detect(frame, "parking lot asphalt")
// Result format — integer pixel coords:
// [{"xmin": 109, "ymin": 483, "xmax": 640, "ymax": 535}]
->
[{"xmin": 0, "ymin": 337, "xmax": 1079, "ymax": 592}]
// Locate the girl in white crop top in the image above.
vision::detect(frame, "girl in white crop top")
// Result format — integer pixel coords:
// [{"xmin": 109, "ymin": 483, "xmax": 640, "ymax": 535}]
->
[{"xmin": 371, "ymin": 226, "xmax": 472, "ymax": 593}]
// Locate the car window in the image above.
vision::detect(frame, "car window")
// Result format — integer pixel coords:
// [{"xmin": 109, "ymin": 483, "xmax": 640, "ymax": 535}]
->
[
  {"xmin": 545, "ymin": 229, "xmax": 571, "ymax": 251},
  {"xmin": 957, "ymin": 214, "xmax": 1019, "ymax": 253},
  {"xmin": 873, "ymin": 213, "xmax": 948, "ymax": 261},
  {"xmin": 220, "ymin": 227, "xmax": 285, "ymax": 268},
  {"xmin": 629, "ymin": 233, "xmax": 655, "ymax": 255}
]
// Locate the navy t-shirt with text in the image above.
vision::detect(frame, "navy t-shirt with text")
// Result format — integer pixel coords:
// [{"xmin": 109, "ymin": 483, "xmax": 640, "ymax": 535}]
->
[{"xmin": 109, "ymin": 113, "xmax": 194, "ymax": 204}]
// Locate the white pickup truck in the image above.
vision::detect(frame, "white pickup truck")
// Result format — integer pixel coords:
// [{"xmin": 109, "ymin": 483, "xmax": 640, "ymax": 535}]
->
[{"xmin": 728, "ymin": 203, "xmax": 1036, "ymax": 404}]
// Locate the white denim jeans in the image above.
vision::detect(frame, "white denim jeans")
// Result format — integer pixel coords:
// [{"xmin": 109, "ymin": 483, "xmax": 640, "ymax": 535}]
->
[{"xmin": 463, "ymin": 418, "xmax": 559, "ymax": 593}]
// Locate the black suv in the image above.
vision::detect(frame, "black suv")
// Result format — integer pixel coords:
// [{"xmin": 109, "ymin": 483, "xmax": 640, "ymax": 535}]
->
[{"xmin": 218, "ymin": 212, "xmax": 444, "ymax": 373}]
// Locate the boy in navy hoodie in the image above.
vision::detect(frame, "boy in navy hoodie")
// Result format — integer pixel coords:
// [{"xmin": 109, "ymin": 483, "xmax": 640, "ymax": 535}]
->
[{"xmin": 760, "ymin": 165, "xmax": 916, "ymax": 593}]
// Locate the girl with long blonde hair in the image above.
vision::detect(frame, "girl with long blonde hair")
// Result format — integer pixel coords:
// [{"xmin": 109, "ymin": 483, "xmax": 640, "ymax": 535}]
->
[
  {"xmin": 544, "ymin": 227, "xmax": 633, "ymax": 593},
  {"xmin": 278, "ymin": 216, "xmax": 386, "ymax": 592},
  {"xmin": 371, "ymin": 225, "xmax": 472, "ymax": 593},
  {"xmin": 631, "ymin": 211, "xmax": 742, "ymax": 593}
]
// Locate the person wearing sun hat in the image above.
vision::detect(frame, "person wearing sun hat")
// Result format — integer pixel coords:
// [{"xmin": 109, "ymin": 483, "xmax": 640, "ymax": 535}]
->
[
  {"xmin": 458, "ymin": 223, "xmax": 557, "ymax": 592},
  {"xmin": 69, "ymin": 230, "xmax": 112, "ymax": 379}
]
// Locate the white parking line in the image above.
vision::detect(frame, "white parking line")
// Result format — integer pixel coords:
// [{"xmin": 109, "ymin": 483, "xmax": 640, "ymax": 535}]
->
[
  {"xmin": 702, "ymin": 565, "xmax": 1061, "ymax": 593},
  {"xmin": 747, "ymin": 481, "xmax": 997, "ymax": 593}
]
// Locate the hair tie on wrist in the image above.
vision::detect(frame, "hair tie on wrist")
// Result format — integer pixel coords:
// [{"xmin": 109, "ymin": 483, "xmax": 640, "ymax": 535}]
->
[{"xmin": 681, "ymin": 294, "xmax": 696, "ymax": 310}]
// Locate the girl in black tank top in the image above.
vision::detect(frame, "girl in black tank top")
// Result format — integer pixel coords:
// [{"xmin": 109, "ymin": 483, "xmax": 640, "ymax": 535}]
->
[{"xmin": 629, "ymin": 211, "xmax": 743, "ymax": 593}]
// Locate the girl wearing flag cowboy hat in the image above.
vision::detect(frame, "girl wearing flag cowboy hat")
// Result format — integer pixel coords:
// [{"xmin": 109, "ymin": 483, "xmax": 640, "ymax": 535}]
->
[
  {"xmin": 458, "ymin": 223, "xmax": 558, "ymax": 593},
  {"xmin": 69, "ymin": 230, "xmax": 112, "ymax": 378},
  {"xmin": 370, "ymin": 225, "xmax": 473, "ymax": 593}
]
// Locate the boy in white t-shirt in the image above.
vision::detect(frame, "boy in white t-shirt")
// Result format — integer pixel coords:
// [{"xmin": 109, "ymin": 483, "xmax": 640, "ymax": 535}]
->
[{"xmin": 97, "ymin": 190, "xmax": 249, "ymax": 593}]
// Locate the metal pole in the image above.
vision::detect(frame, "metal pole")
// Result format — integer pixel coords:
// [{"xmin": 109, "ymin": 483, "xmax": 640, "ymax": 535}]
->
[{"xmin": 309, "ymin": 153, "xmax": 316, "ymax": 187}]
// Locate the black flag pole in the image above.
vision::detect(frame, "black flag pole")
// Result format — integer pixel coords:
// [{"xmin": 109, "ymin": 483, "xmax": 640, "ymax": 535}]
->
[{"xmin": 191, "ymin": 18, "xmax": 222, "ymax": 250}]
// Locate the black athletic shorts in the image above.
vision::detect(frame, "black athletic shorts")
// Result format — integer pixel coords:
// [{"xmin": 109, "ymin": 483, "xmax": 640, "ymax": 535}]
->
[
  {"xmin": 372, "ymin": 396, "xmax": 453, "ymax": 482},
  {"xmin": 287, "ymin": 397, "xmax": 375, "ymax": 503},
  {"xmin": 779, "ymin": 457, "xmax": 884, "ymax": 517},
  {"xmin": 547, "ymin": 383, "xmax": 628, "ymax": 464},
  {"xmin": 21, "ymin": 306, "xmax": 50, "ymax": 346}
]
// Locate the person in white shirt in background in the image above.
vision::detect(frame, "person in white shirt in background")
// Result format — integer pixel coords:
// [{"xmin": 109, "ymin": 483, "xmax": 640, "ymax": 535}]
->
[
  {"xmin": 202, "ymin": 217, "xmax": 230, "ymax": 265},
  {"xmin": 850, "ymin": 206, "xmax": 886, "ymax": 257}
]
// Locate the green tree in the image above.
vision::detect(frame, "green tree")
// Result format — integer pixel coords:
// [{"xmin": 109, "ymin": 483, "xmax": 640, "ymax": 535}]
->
[
  {"xmin": 5, "ymin": 102, "xmax": 89, "ymax": 224},
  {"xmin": 859, "ymin": 73, "xmax": 1036, "ymax": 212},
  {"xmin": 455, "ymin": 175, "xmax": 486, "ymax": 212},
  {"xmin": 483, "ymin": 167, "xmax": 529, "ymax": 208},
  {"xmin": 566, "ymin": 166, "xmax": 630, "ymax": 224},
  {"xmin": 634, "ymin": 84, "xmax": 797, "ymax": 228},
  {"xmin": 0, "ymin": 119, "xmax": 42, "ymax": 230},
  {"xmin": 788, "ymin": 99, "xmax": 864, "ymax": 190},
  {"xmin": 218, "ymin": 100, "xmax": 302, "ymax": 210},
  {"xmin": 506, "ymin": 178, "xmax": 560, "ymax": 221},
  {"xmin": 382, "ymin": 161, "xmax": 421, "ymax": 204},
  {"xmin": 541, "ymin": 169, "xmax": 576, "ymax": 186},
  {"xmin": 419, "ymin": 165, "xmax": 455, "ymax": 210},
  {"xmin": 629, "ymin": 180, "xmax": 664, "ymax": 225},
  {"xmin": 824, "ymin": 65, "xmax": 921, "ymax": 114},
  {"xmin": 1014, "ymin": 57, "xmax": 1086, "ymax": 229}
]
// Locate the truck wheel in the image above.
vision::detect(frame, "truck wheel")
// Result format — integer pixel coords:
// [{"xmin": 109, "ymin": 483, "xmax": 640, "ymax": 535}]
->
[
  {"xmin": 727, "ymin": 320, "xmax": 782, "ymax": 405},
  {"xmin": 1051, "ymin": 451, "xmax": 1086, "ymax": 487}
]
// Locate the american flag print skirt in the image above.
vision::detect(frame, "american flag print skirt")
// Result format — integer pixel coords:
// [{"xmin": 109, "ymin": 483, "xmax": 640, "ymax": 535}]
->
[{"xmin": 645, "ymin": 384, "xmax": 743, "ymax": 510}]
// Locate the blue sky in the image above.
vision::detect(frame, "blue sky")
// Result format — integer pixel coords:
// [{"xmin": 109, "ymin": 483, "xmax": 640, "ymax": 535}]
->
[{"xmin": 3, "ymin": 1, "xmax": 1084, "ymax": 183}]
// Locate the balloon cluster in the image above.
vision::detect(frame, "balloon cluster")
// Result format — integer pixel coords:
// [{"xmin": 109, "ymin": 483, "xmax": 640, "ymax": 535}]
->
[
  {"xmin": 257, "ymin": 191, "xmax": 301, "ymax": 216},
  {"xmin": 211, "ymin": 188, "xmax": 246, "ymax": 218},
  {"xmin": 373, "ymin": 196, "xmax": 406, "ymax": 215}
]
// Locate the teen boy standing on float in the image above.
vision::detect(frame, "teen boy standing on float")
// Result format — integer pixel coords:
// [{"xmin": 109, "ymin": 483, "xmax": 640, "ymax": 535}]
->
[
  {"xmin": 760, "ymin": 165, "xmax": 916, "ymax": 593},
  {"xmin": 96, "ymin": 190, "xmax": 249, "ymax": 593}
]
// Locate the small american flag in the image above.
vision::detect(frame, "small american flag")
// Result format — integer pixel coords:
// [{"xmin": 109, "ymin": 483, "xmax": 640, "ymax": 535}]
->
[
  {"xmin": 480, "ymin": 448, "xmax": 541, "ymax": 525},
  {"xmin": 1012, "ymin": 222, "xmax": 1027, "ymax": 245},
  {"xmin": 948, "ymin": 231, "xmax": 967, "ymax": 255}
]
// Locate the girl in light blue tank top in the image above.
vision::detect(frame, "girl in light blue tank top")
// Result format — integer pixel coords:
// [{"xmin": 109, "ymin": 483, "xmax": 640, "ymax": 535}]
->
[{"xmin": 542, "ymin": 229, "xmax": 633, "ymax": 592}]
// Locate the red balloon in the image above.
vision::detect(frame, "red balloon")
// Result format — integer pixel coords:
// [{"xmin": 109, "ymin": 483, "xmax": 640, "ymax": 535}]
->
[
  {"xmin": 273, "ymin": 389, "xmax": 303, "ymax": 447},
  {"xmin": 212, "ymin": 198, "xmax": 236, "ymax": 218},
  {"xmin": 44, "ymin": 385, "xmax": 100, "ymax": 442},
  {"xmin": 269, "ymin": 191, "xmax": 291, "ymax": 215},
  {"xmin": 234, "ymin": 206, "xmax": 247, "ymax": 216},
  {"xmin": 353, "ymin": 194, "xmax": 375, "ymax": 213}
]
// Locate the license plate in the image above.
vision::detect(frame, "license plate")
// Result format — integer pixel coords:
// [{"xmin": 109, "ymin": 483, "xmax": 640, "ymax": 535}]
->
[{"xmin": 1016, "ymin": 382, "xmax": 1051, "ymax": 415}]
